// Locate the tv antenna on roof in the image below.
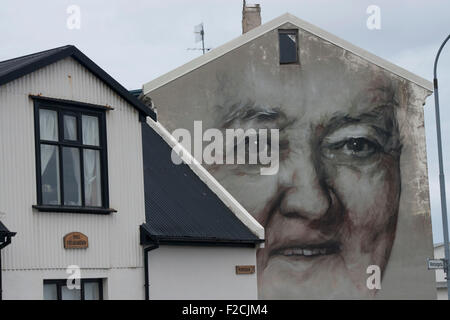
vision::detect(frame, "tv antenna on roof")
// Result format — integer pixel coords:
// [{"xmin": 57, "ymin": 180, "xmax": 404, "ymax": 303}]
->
[{"xmin": 187, "ymin": 23, "xmax": 212, "ymax": 55}]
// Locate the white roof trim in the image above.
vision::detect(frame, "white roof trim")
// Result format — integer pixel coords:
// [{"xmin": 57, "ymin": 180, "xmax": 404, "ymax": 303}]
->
[
  {"xmin": 146, "ymin": 117, "xmax": 265, "ymax": 243},
  {"xmin": 143, "ymin": 13, "xmax": 433, "ymax": 94}
]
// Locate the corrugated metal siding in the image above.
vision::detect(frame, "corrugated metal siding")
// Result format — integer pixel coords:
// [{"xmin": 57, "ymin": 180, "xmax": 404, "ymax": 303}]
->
[{"xmin": 0, "ymin": 57, "xmax": 146, "ymax": 270}]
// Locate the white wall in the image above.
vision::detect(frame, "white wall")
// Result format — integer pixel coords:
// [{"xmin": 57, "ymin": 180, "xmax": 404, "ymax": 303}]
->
[
  {"xmin": 434, "ymin": 245, "xmax": 448, "ymax": 300},
  {"xmin": 148, "ymin": 245, "xmax": 258, "ymax": 300},
  {"xmin": 0, "ymin": 57, "xmax": 147, "ymax": 298}
]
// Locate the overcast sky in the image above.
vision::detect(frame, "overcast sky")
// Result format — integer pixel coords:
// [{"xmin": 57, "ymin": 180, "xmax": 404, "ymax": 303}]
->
[{"xmin": 1, "ymin": 0, "xmax": 450, "ymax": 243}]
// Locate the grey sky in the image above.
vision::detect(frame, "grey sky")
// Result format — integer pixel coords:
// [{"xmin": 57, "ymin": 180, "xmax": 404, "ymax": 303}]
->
[{"xmin": 1, "ymin": 0, "xmax": 450, "ymax": 243}]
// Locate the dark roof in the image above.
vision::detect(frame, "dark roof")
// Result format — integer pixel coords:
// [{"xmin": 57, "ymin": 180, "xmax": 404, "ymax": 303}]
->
[
  {"xmin": 140, "ymin": 122, "xmax": 262, "ymax": 247},
  {"xmin": 0, "ymin": 45, "xmax": 156, "ymax": 121},
  {"xmin": 129, "ymin": 89, "xmax": 143, "ymax": 98}
]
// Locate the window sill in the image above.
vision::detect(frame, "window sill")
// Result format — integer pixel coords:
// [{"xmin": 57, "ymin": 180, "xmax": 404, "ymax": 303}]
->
[{"xmin": 32, "ymin": 205, "xmax": 117, "ymax": 215}]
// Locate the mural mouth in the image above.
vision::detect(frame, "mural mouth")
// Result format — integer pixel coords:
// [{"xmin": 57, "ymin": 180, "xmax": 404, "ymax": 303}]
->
[{"xmin": 269, "ymin": 241, "xmax": 341, "ymax": 259}]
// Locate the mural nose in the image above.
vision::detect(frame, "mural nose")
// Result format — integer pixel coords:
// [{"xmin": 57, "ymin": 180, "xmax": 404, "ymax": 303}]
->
[{"xmin": 279, "ymin": 158, "xmax": 331, "ymax": 220}]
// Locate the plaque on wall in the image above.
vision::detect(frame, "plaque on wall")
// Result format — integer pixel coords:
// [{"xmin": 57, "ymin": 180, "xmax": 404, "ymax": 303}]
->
[
  {"xmin": 64, "ymin": 232, "xmax": 88, "ymax": 249},
  {"xmin": 235, "ymin": 265, "xmax": 255, "ymax": 274}
]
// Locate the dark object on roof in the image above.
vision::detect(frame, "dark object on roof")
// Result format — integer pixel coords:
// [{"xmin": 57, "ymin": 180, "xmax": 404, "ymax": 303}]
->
[
  {"xmin": 140, "ymin": 122, "xmax": 262, "ymax": 247},
  {"xmin": 129, "ymin": 89, "xmax": 143, "ymax": 98},
  {"xmin": 0, "ymin": 45, "xmax": 156, "ymax": 121},
  {"xmin": 0, "ymin": 221, "xmax": 14, "ymax": 236},
  {"xmin": 0, "ymin": 220, "xmax": 16, "ymax": 249}
]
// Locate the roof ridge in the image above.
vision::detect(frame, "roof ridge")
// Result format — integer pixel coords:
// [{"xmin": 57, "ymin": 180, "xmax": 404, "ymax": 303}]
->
[
  {"xmin": 0, "ymin": 45, "xmax": 73, "ymax": 65},
  {"xmin": 0, "ymin": 45, "xmax": 156, "ymax": 120}
]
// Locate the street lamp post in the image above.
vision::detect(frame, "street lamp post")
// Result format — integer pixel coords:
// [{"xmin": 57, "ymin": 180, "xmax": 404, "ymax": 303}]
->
[{"xmin": 433, "ymin": 33, "xmax": 450, "ymax": 300}]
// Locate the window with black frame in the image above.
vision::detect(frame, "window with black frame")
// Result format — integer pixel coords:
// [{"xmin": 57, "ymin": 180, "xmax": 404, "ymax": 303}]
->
[
  {"xmin": 278, "ymin": 29, "xmax": 299, "ymax": 64},
  {"xmin": 33, "ymin": 99, "xmax": 110, "ymax": 213},
  {"xmin": 43, "ymin": 279, "xmax": 103, "ymax": 300}
]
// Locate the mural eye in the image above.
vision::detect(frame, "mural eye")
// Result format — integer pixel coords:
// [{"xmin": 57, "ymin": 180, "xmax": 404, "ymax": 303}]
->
[
  {"xmin": 234, "ymin": 134, "xmax": 271, "ymax": 155},
  {"xmin": 342, "ymin": 137, "xmax": 379, "ymax": 157},
  {"xmin": 322, "ymin": 137, "xmax": 381, "ymax": 160}
]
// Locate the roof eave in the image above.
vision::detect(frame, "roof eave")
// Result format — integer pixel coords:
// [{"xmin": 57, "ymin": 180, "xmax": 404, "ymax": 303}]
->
[{"xmin": 140, "ymin": 223, "xmax": 263, "ymax": 247}]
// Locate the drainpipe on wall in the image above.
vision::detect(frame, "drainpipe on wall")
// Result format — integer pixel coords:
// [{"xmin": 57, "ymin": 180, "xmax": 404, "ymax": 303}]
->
[{"xmin": 144, "ymin": 243, "xmax": 159, "ymax": 300}]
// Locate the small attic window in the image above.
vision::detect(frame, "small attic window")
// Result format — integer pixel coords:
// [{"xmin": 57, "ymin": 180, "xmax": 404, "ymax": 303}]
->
[{"xmin": 278, "ymin": 29, "xmax": 299, "ymax": 64}]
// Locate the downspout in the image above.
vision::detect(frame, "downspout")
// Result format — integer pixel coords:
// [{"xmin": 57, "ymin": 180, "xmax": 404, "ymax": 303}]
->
[{"xmin": 144, "ymin": 243, "xmax": 159, "ymax": 300}]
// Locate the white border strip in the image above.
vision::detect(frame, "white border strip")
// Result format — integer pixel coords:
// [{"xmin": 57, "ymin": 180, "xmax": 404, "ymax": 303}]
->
[
  {"xmin": 143, "ymin": 13, "xmax": 432, "ymax": 94},
  {"xmin": 146, "ymin": 117, "xmax": 265, "ymax": 242}
]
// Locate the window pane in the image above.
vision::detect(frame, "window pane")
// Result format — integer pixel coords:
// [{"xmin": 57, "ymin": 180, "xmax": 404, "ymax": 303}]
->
[
  {"xmin": 64, "ymin": 115, "xmax": 78, "ymax": 141},
  {"xmin": 43, "ymin": 284, "xmax": 58, "ymax": 300},
  {"xmin": 63, "ymin": 147, "xmax": 81, "ymax": 206},
  {"xmin": 61, "ymin": 285, "xmax": 81, "ymax": 300},
  {"xmin": 279, "ymin": 31, "xmax": 298, "ymax": 64},
  {"xmin": 84, "ymin": 149, "xmax": 102, "ymax": 207},
  {"xmin": 41, "ymin": 145, "xmax": 60, "ymax": 205},
  {"xmin": 39, "ymin": 109, "xmax": 58, "ymax": 141},
  {"xmin": 84, "ymin": 281, "xmax": 101, "ymax": 300},
  {"xmin": 82, "ymin": 115, "xmax": 99, "ymax": 146}
]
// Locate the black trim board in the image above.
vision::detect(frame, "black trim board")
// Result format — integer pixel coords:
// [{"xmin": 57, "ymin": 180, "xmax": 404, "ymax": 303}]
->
[
  {"xmin": 30, "ymin": 95, "xmax": 115, "ymax": 111},
  {"xmin": 0, "ymin": 45, "xmax": 156, "ymax": 121},
  {"xmin": 140, "ymin": 224, "xmax": 261, "ymax": 248},
  {"xmin": 32, "ymin": 205, "xmax": 116, "ymax": 215}
]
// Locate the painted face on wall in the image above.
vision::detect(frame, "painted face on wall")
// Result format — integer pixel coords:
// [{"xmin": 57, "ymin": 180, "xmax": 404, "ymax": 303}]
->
[{"xmin": 210, "ymin": 72, "xmax": 404, "ymax": 299}]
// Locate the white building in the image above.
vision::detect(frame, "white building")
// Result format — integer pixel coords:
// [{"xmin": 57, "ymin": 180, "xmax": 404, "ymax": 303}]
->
[
  {"xmin": 434, "ymin": 243, "xmax": 449, "ymax": 300},
  {"xmin": 0, "ymin": 45, "xmax": 263, "ymax": 300}
]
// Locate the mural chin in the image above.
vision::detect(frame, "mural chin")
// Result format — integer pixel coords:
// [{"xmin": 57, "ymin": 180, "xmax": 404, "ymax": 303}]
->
[
  {"xmin": 257, "ymin": 220, "xmax": 399, "ymax": 299},
  {"xmin": 258, "ymin": 252, "xmax": 374, "ymax": 299}
]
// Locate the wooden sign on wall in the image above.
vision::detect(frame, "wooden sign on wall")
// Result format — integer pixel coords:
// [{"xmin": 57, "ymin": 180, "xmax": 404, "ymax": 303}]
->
[
  {"xmin": 235, "ymin": 265, "xmax": 255, "ymax": 275},
  {"xmin": 64, "ymin": 232, "xmax": 88, "ymax": 249}
]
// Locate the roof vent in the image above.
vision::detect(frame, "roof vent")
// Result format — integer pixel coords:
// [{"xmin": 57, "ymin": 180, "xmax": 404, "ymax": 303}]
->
[{"xmin": 242, "ymin": 1, "xmax": 261, "ymax": 34}]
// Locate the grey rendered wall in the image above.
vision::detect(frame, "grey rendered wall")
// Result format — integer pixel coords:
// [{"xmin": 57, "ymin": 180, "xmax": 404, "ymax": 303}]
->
[{"xmin": 147, "ymin": 23, "xmax": 435, "ymax": 299}]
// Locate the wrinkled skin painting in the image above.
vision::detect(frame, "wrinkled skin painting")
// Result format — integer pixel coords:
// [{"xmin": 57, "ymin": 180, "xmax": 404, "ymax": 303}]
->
[
  {"xmin": 210, "ymin": 73, "xmax": 404, "ymax": 299},
  {"xmin": 148, "ymin": 25, "xmax": 434, "ymax": 299}
]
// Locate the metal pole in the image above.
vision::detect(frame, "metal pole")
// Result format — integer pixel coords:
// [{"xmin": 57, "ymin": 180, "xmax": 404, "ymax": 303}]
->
[
  {"xmin": 201, "ymin": 27, "xmax": 205, "ymax": 55},
  {"xmin": 433, "ymin": 33, "xmax": 450, "ymax": 300}
]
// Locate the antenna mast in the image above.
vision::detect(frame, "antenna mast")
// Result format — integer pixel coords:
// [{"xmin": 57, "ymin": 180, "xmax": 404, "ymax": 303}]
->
[{"xmin": 188, "ymin": 23, "xmax": 211, "ymax": 55}]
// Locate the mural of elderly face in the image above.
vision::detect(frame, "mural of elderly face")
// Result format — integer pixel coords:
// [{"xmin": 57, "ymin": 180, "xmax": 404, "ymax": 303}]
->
[{"xmin": 210, "ymin": 69, "xmax": 405, "ymax": 299}]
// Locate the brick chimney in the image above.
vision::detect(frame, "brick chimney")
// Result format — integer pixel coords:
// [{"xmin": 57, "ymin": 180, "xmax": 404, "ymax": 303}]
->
[{"xmin": 242, "ymin": 1, "xmax": 261, "ymax": 34}]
